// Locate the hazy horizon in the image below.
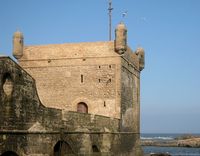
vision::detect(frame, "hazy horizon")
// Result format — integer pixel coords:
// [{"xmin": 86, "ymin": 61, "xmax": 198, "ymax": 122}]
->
[{"xmin": 0, "ymin": 0, "xmax": 200, "ymax": 134}]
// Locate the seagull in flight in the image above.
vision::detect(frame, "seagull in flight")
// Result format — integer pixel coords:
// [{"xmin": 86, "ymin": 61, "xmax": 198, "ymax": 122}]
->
[{"xmin": 122, "ymin": 11, "xmax": 128, "ymax": 18}]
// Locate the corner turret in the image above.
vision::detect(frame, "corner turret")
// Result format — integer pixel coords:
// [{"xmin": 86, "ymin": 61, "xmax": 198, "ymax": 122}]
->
[
  {"xmin": 114, "ymin": 22, "xmax": 127, "ymax": 54},
  {"xmin": 136, "ymin": 47, "xmax": 145, "ymax": 71},
  {"xmin": 13, "ymin": 31, "xmax": 24, "ymax": 59}
]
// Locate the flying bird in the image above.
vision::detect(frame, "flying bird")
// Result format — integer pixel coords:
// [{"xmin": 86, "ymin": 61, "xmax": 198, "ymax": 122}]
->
[{"xmin": 122, "ymin": 11, "xmax": 128, "ymax": 18}]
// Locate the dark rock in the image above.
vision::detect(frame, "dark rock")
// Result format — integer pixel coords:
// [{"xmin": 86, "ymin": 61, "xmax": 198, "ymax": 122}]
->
[{"xmin": 150, "ymin": 153, "xmax": 171, "ymax": 156}]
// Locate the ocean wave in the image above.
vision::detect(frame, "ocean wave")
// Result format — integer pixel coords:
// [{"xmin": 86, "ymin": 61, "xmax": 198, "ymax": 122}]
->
[{"xmin": 141, "ymin": 136, "xmax": 174, "ymax": 140}]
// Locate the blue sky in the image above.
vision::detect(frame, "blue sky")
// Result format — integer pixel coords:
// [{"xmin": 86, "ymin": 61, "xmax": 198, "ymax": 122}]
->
[{"xmin": 0, "ymin": 0, "xmax": 200, "ymax": 133}]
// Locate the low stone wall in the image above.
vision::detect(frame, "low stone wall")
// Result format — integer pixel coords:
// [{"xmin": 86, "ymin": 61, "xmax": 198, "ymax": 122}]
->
[{"xmin": 0, "ymin": 131, "xmax": 141, "ymax": 156}]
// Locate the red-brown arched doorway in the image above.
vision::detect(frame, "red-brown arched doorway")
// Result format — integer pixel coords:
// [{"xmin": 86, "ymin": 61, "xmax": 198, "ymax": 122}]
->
[{"xmin": 77, "ymin": 102, "xmax": 88, "ymax": 113}]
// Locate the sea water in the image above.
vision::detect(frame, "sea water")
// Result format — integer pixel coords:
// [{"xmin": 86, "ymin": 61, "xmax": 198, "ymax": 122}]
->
[{"xmin": 141, "ymin": 133, "xmax": 200, "ymax": 156}]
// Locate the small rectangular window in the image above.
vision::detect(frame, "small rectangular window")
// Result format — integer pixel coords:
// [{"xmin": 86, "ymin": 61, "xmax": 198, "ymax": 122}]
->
[{"xmin": 81, "ymin": 75, "xmax": 83, "ymax": 83}]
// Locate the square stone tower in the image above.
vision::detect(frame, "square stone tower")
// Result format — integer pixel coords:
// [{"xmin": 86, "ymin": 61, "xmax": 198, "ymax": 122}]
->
[{"xmin": 10, "ymin": 22, "xmax": 145, "ymax": 155}]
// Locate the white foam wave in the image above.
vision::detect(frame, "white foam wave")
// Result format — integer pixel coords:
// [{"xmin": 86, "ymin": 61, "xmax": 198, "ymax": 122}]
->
[{"xmin": 141, "ymin": 136, "xmax": 174, "ymax": 140}]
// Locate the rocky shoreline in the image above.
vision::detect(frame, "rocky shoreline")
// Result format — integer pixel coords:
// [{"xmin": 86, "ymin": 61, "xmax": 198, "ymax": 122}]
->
[{"xmin": 141, "ymin": 135, "xmax": 200, "ymax": 148}]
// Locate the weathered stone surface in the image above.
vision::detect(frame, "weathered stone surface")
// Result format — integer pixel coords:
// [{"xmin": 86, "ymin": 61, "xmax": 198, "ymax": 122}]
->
[{"xmin": 19, "ymin": 42, "xmax": 120, "ymax": 118}]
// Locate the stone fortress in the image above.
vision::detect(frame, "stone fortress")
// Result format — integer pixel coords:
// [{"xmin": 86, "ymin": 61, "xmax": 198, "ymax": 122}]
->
[{"xmin": 0, "ymin": 23, "xmax": 145, "ymax": 156}]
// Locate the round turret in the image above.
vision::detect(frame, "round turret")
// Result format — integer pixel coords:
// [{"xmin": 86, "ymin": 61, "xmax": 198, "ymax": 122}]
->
[
  {"xmin": 13, "ymin": 31, "xmax": 23, "ymax": 38},
  {"xmin": 13, "ymin": 31, "xmax": 24, "ymax": 59},
  {"xmin": 114, "ymin": 22, "xmax": 127, "ymax": 54},
  {"xmin": 136, "ymin": 47, "xmax": 145, "ymax": 71},
  {"xmin": 136, "ymin": 47, "xmax": 144, "ymax": 55}
]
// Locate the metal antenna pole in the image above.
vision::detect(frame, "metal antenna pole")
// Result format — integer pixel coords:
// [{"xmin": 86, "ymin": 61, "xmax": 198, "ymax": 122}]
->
[{"xmin": 108, "ymin": 0, "xmax": 113, "ymax": 41}]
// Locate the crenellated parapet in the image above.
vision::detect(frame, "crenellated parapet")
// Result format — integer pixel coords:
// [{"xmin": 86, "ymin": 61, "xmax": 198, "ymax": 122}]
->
[{"xmin": 136, "ymin": 47, "xmax": 145, "ymax": 71}]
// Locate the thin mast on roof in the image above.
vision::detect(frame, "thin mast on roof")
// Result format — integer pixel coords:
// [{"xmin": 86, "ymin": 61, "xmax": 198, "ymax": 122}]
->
[{"xmin": 108, "ymin": 0, "xmax": 113, "ymax": 41}]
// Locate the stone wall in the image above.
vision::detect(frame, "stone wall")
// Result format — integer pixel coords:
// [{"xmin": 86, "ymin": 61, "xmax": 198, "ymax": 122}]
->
[
  {"xmin": 0, "ymin": 131, "xmax": 141, "ymax": 156},
  {"xmin": 0, "ymin": 57, "xmax": 41, "ymax": 130},
  {"xmin": 18, "ymin": 42, "xmax": 122, "ymax": 119},
  {"xmin": 120, "ymin": 49, "xmax": 140, "ymax": 133}
]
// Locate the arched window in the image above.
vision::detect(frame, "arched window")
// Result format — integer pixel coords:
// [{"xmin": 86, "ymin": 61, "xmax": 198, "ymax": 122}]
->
[
  {"xmin": 2, "ymin": 73, "xmax": 13, "ymax": 97},
  {"xmin": 1, "ymin": 151, "xmax": 19, "ymax": 156},
  {"xmin": 54, "ymin": 141, "xmax": 74, "ymax": 156},
  {"xmin": 77, "ymin": 102, "xmax": 88, "ymax": 113}
]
